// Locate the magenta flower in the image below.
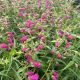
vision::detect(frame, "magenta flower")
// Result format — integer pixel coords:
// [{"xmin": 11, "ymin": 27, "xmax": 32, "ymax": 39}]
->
[
  {"xmin": 53, "ymin": 72, "xmax": 59, "ymax": 78},
  {"xmin": 20, "ymin": 35, "xmax": 28, "ymax": 42},
  {"xmin": 32, "ymin": 61, "xmax": 41, "ymax": 68},
  {"xmin": 8, "ymin": 37, "xmax": 14, "ymax": 46},
  {"xmin": 58, "ymin": 30, "xmax": 63, "ymax": 37},
  {"xmin": 37, "ymin": 18, "xmax": 42, "ymax": 22},
  {"xmin": 65, "ymin": 41, "xmax": 71, "ymax": 48},
  {"xmin": 19, "ymin": 8, "xmax": 25, "ymax": 11},
  {"xmin": 27, "ymin": 71, "xmax": 34, "ymax": 76},
  {"xmin": 28, "ymin": 73, "xmax": 39, "ymax": 80},
  {"xmin": 55, "ymin": 41, "xmax": 60, "ymax": 48},
  {"xmin": 52, "ymin": 71, "xmax": 59, "ymax": 80},
  {"xmin": 57, "ymin": 52, "xmax": 62, "ymax": 59},
  {"xmin": 35, "ymin": 44, "xmax": 44, "ymax": 51},
  {"xmin": 6, "ymin": 32, "xmax": 14, "ymax": 37},
  {"xmin": 6, "ymin": 32, "xmax": 14, "ymax": 46},
  {"xmin": 38, "ymin": 26, "xmax": 45, "ymax": 31},
  {"xmin": 64, "ymin": 32, "xmax": 68, "ymax": 36},
  {"xmin": 67, "ymin": 35, "xmax": 75, "ymax": 40},
  {"xmin": 45, "ymin": 0, "xmax": 49, "ymax": 8},
  {"xmin": 50, "ymin": 18, "xmax": 55, "ymax": 23},
  {"xmin": 38, "ymin": 0, "xmax": 42, "ymax": 8},
  {"xmin": 27, "ymin": 71, "xmax": 39, "ymax": 80},
  {"xmin": 38, "ymin": 34, "xmax": 46, "ymax": 42},
  {"xmin": 52, "ymin": 76, "xmax": 57, "ymax": 80},
  {"xmin": 8, "ymin": 37, "xmax": 13, "ymax": 43},
  {"xmin": 41, "ymin": 36, "xmax": 46, "ymax": 42},
  {"xmin": 22, "ymin": 47, "xmax": 28, "ymax": 52},
  {"xmin": 20, "ymin": 28, "xmax": 29, "ymax": 33},
  {"xmin": 20, "ymin": 28, "xmax": 26, "ymax": 32},
  {"xmin": 26, "ymin": 20, "xmax": 34, "ymax": 28},
  {"xmin": 18, "ymin": 12, "xmax": 24, "ymax": 17},
  {"xmin": 0, "ymin": 43, "xmax": 8, "ymax": 49},
  {"xmin": 25, "ymin": 54, "xmax": 33, "ymax": 62},
  {"xmin": 64, "ymin": 15, "xmax": 72, "ymax": 20},
  {"xmin": 41, "ymin": 14, "xmax": 47, "ymax": 20},
  {"xmin": 29, "ymin": 30, "xmax": 36, "ymax": 34},
  {"xmin": 34, "ymin": 13, "xmax": 39, "ymax": 19}
]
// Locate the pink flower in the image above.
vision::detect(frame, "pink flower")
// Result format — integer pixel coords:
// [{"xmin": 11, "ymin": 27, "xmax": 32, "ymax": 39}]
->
[
  {"xmin": 50, "ymin": 18, "xmax": 55, "ymax": 23},
  {"xmin": 55, "ymin": 41, "xmax": 60, "ymax": 48},
  {"xmin": 27, "ymin": 71, "xmax": 39, "ymax": 80},
  {"xmin": 64, "ymin": 15, "xmax": 72, "ymax": 20},
  {"xmin": 35, "ymin": 44, "xmax": 44, "ymax": 51},
  {"xmin": 28, "ymin": 73, "xmax": 39, "ymax": 80},
  {"xmin": 25, "ymin": 54, "xmax": 33, "ymax": 62},
  {"xmin": 52, "ymin": 71, "xmax": 59, "ymax": 80},
  {"xmin": 22, "ymin": 47, "xmax": 28, "ymax": 52},
  {"xmin": 45, "ymin": 0, "xmax": 49, "ymax": 8},
  {"xmin": 34, "ymin": 14, "xmax": 39, "ymax": 19},
  {"xmin": 58, "ymin": 30, "xmax": 63, "ymax": 37},
  {"xmin": 67, "ymin": 35, "xmax": 75, "ymax": 40},
  {"xmin": 20, "ymin": 35, "xmax": 28, "ymax": 42},
  {"xmin": 0, "ymin": 43, "xmax": 8, "ymax": 49},
  {"xmin": 19, "ymin": 8, "xmax": 25, "ymax": 11},
  {"xmin": 65, "ymin": 41, "xmax": 71, "ymax": 48},
  {"xmin": 37, "ymin": 18, "xmax": 42, "ymax": 22},
  {"xmin": 38, "ymin": 0, "xmax": 42, "ymax": 8},
  {"xmin": 41, "ymin": 14, "xmax": 46, "ymax": 20},
  {"xmin": 8, "ymin": 37, "xmax": 13, "ymax": 43},
  {"xmin": 20, "ymin": 28, "xmax": 29, "ymax": 33},
  {"xmin": 26, "ymin": 20, "xmax": 34, "ymax": 28},
  {"xmin": 18, "ymin": 12, "xmax": 24, "ymax": 17},
  {"xmin": 64, "ymin": 32, "xmax": 68, "ymax": 36},
  {"xmin": 52, "ymin": 76, "xmax": 57, "ymax": 80},
  {"xmin": 8, "ymin": 37, "xmax": 14, "ymax": 46},
  {"xmin": 38, "ymin": 34, "xmax": 46, "ymax": 42},
  {"xmin": 20, "ymin": 28, "xmax": 26, "ymax": 32},
  {"xmin": 57, "ymin": 52, "xmax": 62, "ymax": 59},
  {"xmin": 32, "ymin": 61, "xmax": 41, "ymax": 68},
  {"xmin": 38, "ymin": 26, "xmax": 45, "ymax": 31},
  {"xmin": 27, "ymin": 71, "xmax": 34, "ymax": 76},
  {"xmin": 53, "ymin": 72, "xmax": 59, "ymax": 78},
  {"xmin": 29, "ymin": 30, "xmax": 36, "ymax": 34},
  {"xmin": 6, "ymin": 32, "xmax": 14, "ymax": 37}
]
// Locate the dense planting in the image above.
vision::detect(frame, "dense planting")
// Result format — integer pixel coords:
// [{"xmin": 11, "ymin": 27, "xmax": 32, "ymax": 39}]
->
[{"xmin": 0, "ymin": 0, "xmax": 80, "ymax": 80}]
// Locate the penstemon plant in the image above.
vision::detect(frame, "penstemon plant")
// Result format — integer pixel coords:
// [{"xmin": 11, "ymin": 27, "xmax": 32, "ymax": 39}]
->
[{"xmin": 0, "ymin": 0, "xmax": 80, "ymax": 80}]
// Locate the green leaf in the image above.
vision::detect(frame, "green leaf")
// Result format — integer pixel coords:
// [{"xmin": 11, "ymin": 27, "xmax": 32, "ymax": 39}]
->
[
  {"xmin": 0, "ymin": 59, "xmax": 4, "ymax": 65},
  {"xmin": 10, "ymin": 48, "xmax": 16, "ymax": 56},
  {"xmin": 62, "ymin": 61, "xmax": 74, "ymax": 71}
]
